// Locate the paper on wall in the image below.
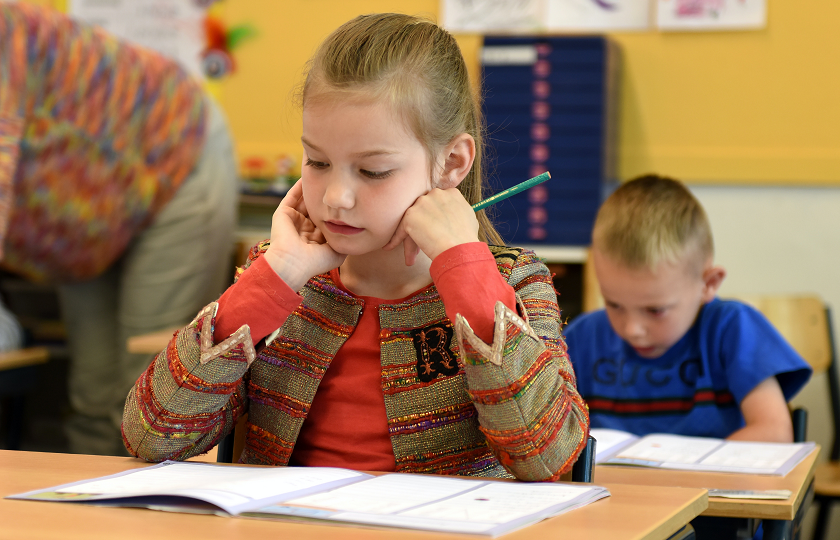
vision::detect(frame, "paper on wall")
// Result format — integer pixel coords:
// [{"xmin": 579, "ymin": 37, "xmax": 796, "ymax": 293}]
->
[
  {"xmin": 442, "ymin": 0, "xmax": 652, "ymax": 32},
  {"xmin": 68, "ymin": 0, "xmax": 206, "ymax": 77},
  {"xmin": 656, "ymin": 0, "xmax": 766, "ymax": 30}
]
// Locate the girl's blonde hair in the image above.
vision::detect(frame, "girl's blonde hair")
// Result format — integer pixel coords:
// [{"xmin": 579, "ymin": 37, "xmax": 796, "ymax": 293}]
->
[
  {"xmin": 300, "ymin": 13, "xmax": 503, "ymax": 245},
  {"xmin": 592, "ymin": 174, "xmax": 714, "ymax": 274}
]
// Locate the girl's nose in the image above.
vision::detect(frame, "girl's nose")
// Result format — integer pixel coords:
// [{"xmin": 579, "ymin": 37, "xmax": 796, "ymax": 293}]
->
[{"xmin": 323, "ymin": 173, "xmax": 355, "ymax": 210}]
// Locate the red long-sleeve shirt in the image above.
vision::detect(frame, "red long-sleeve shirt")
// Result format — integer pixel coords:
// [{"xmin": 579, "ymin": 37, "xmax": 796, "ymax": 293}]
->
[{"xmin": 213, "ymin": 242, "xmax": 517, "ymax": 470}]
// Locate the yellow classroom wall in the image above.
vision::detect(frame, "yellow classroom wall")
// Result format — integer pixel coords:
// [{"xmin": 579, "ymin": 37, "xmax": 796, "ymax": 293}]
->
[
  {"xmin": 609, "ymin": 1, "xmax": 840, "ymax": 184},
  {"xmin": 214, "ymin": 1, "xmax": 448, "ymax": 173},
  {"xmin": 24, "ymin": 0, "xmax": 840, "ymax": 184},
  {"xmin": 214, "ymin": 0, "xmax": 839, "ymax": 185}
]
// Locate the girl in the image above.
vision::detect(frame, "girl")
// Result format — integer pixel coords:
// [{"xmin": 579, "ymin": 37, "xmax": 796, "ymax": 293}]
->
[{"xmin": 122, "ymin": 13, "xmax": 589, "ymax": 481}]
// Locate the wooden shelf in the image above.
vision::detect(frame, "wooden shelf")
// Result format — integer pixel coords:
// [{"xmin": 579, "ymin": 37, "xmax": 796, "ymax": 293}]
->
[{"xmin": 239, "ymin": 193, "xmax": 284, "ymax": 207}]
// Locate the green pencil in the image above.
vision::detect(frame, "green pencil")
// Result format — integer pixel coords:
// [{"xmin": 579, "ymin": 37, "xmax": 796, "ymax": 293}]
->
[{"xmin": 472, "ymin": 172, "xmax": 551, "ymax": 212}]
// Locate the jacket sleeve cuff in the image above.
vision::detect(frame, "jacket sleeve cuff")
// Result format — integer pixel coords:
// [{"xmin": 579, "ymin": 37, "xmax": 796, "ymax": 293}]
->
[
  {"xmin": 455, "ymin": 299, "xmax": 539, "ymax": 366},
  {"xmin": 194, "ymin": 303, "xmax": 258, "ymax": 368}
]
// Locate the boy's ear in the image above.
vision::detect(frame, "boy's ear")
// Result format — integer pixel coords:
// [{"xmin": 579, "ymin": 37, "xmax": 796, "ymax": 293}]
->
[
  {"xmin": 701, "ymin": 265, "xmax": 727, "ymax": 303},
  {"xmin": 436, "ymin": 133, "xmax": 475, "ymax": 189}
]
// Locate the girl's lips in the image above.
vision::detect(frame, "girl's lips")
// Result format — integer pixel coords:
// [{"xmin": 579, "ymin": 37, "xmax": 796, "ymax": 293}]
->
[
  {"xmin": 324, "ymin": 221, "xmax": 364, "ymax": 235},
  {"xmin": 633, "ymin": 346, "xmax": 657, "ymax": 356}
]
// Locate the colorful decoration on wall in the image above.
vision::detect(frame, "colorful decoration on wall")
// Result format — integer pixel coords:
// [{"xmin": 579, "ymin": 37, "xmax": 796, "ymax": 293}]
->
[
  {"xmin": 202, "ymin": 12, "xmax": 257, "ymax": 79},
  {"xmin": 67, "ymin": 1, "xmax": 257, "ymax": 80}
]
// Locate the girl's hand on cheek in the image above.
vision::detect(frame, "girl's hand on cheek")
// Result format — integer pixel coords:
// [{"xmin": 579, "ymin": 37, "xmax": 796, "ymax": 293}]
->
[
  {"xmin": 383, "ymin": 188, "xmax": 479, "ymax": 266},
  {"xmin": 264, "ymin": 180, "xmax": 346, "ymax": 290}
]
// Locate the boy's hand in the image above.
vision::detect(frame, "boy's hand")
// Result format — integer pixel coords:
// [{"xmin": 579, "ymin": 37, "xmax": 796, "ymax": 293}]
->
[
  {"xmin": 383, "ymin": 188, "xmax": 480, "ymax": 266},
  {"xmin": 264, "ymin": 179, "xmax": 346, "ymax": 290}
]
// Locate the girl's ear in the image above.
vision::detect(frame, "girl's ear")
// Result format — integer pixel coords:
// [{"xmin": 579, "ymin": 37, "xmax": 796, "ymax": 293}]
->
[
  {"xmin": 701, "ymin": 264, "xmax": 727, "ymax": 303},
  {"xmin": 436, "ymin": 133, "xmax": 475, "ymax": 189}
]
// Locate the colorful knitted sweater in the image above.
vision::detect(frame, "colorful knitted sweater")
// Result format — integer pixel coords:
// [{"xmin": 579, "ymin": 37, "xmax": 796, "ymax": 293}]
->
[
  {"xmin": 122, "ymin": 244, "xmax": 590, "ymax": 481},
  {"xmin": 0, "ymin": 3, "xmax": 207, "ymax": 282}
]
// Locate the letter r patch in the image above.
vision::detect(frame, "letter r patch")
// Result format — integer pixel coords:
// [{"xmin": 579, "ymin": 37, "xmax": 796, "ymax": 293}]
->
[{"xmin": 411, "ymin": 324, "xmax": 459, "ymax": 383}]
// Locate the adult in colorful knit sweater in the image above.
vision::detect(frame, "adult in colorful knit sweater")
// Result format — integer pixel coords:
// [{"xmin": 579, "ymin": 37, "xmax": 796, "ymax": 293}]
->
[
  {"xmin": 122, "ymin": 13, "xmax": 590, "ymax": 480},
  {"xmin": 0, "ymin": 3, "xmax": 238, "ymax": 455}
]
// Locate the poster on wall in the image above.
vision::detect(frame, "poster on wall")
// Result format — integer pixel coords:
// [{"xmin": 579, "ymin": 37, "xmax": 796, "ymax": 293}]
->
[
  {"xmin": 442, "ymin": 0, "xmax": 651, "ymax": 32},
  {"xmin": 656, "ymin": 0, "xmax": 766, "ymax": 30},
  {"xmin": 547, "ymin": 0, "xmax": 651, "ymax": 31},
  {"xmin": 441, "ymin": 0, "xmax": 547, "ymax": 33},
  {"xmin": 68, "ymin": 0, "xmax": 206, "ymax": 77}
]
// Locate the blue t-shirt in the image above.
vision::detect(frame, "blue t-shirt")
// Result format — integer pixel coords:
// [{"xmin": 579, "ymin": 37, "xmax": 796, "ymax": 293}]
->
[{"xmin": 564, "ymin": 298, "xmax": 812, "ymax": 438}]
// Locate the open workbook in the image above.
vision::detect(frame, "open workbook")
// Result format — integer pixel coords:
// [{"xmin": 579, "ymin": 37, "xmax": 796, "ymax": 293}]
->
[
  {"xmin": 8, "ymin": 461, "xmax": 610, "ymax": 537},
  {"xmin": 590, "ymin": 428, "xmax": 817, "ymax": 476}
]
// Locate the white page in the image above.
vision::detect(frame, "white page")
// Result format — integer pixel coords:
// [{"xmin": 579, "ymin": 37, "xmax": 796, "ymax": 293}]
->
[
  {"xmin": 333, "ymin": 512, "xmax": 499, "ymax": 535},
  {"xmin": 589, "ymin": 428, "xmax": 638, "ymax": 462},
  {"xmin": 698, "ymin": 441, "xmax": 809, "ymax": 471},
  {"xmin": 55, "ymin": 462, "xmax": 365, "ymax": 510},
  {"xmin": 603, "ymin": 434, "xmax": 816, "ymax": 475},
  {"xmin": 13, "ymin": 462, "xmax": 610, "ymax": 536},
  {"xmin": 612, "ymin": 434, "xmax": 722, "ymax": 465},
  {"xmin": 283, "ymin": 473, "xmax": 477, "ymax": 514},
  {"xmin": 398, "ymin": 482, "xmax": 593, "ymax": 523},
  {"xmin": 332, "ymin": 483, "xmax": 608, "ymax": 536}
]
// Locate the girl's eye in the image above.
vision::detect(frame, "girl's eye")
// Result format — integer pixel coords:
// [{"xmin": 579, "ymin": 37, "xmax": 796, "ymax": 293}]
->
[
  {"xmin": 360, "ymin": 169, "xmax": 392, "ymax": 180},
  {"xmin": 646, "ymin": 307, "xmax": 666, "ymax": 316},
  {"xmin": 305, "ymin": 158, "xmax": 329, "ymax": 170}
]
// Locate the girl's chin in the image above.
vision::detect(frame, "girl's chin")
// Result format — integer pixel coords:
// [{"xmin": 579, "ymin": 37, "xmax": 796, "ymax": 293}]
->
[
  {"xmin": 333, "ymin": 244, "xmax": 408, "ymax": 260},
  {"xmin": 323, "ymin": 230, "xmax": 400, "ymax": 257},
  {"xmin": 324, "ymin": 237, "xmax": 380, "ymax": 257}
]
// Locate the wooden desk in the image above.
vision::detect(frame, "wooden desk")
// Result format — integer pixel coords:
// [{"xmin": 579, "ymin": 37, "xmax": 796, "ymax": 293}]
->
[
  {"xmin": 1, "ymin": 450, "xmax": 707, "ymax": 540},
  {"xmin": 594, "ymin": 446, "xmax": 819, "ymax": 540},
  {"xmin": 126, "ymin": 327, "xmax": 179, "ymax": 355},
  {"xmin": 0, "ymin": 347, "xmax": 49, "ymax": 371}
]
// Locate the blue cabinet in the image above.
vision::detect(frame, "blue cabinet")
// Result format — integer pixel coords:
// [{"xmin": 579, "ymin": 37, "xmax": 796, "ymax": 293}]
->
[{"xmin": 481, "ymin": 36, "xmax": 618, "ymax": 246}]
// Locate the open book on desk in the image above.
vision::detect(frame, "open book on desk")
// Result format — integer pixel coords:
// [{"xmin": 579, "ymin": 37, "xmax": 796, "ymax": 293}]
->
[
  {"xmin": 8, "ymin": 461, "xmax": 609, "ymax": 537},
  {"xmin": 590, "ymin": 428, "xmax": 816, "ymax": 476}
]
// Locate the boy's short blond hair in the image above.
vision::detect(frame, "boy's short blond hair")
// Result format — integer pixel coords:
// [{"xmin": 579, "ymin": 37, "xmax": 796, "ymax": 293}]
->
[{"xmin": 592, "ymin": 174, "xmax": 714, "ymax": 273}]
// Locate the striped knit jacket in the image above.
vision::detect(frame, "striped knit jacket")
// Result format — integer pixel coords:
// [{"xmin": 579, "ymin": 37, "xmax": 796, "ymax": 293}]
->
[
  {"xmin": 122, "ymin": 243, "xmax": 590, "ymax": 481},
  {"xmin": 0, "ymin": 3, "xmax": 206, "ymax": 282}
]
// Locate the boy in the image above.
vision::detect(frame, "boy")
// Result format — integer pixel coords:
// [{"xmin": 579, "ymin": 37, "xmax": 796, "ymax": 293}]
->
[{"xmin": 564, "ymin": 175, "xmax": 811, "ymax": 441}]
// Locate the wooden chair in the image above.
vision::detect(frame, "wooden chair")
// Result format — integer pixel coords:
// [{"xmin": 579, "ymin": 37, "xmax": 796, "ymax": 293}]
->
[
  {"xmin": 571, "ymin": 434, "xmax": 596, "ymax": 482},
  {"xmin": 581, "ymin": 248, "xmax": 603, "ymax": 313},
  {"xmin": 732, "ymin": 295, "xmax": 837, "ymax": 540},
  {"xmin": 805, "ymin": 308, "xmax": 840, "ymax": 540},
  {"xmin": 216, "ymin": 413, "xmax": 247, "ymax": 464},
  {"xmin": 0, "ymin": 347, "xmax": 49, "ymax": 449}
]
